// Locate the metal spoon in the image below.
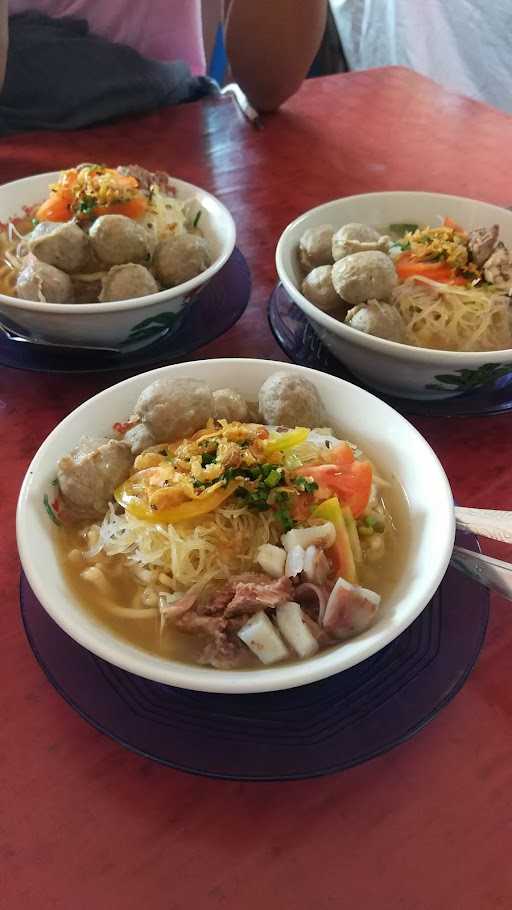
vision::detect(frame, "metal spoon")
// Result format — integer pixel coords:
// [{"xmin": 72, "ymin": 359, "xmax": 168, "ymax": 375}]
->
[
  {"xmin": 451, "ymin": 507, "xmax": 512, "ymax": 600},
  {"xmin": 450, "ymin": 547, "xmax": 512, "ymax": 601},
  {"xmin": 0, "ymin": 318, "xmax": 121, "ymax": 353}
]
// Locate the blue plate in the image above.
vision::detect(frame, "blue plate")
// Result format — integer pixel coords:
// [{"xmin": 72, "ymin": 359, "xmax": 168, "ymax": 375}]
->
[
  {"xmin": 0, "ymin": 249, "xmax": 250, "ymax": 374},
  {"xmin": 268, "ymin": 283, "xmax": 512, "ymax": 418},
  {"xmin": 19, "ymin": 529, "xmax": 488, "ymax": 780}
]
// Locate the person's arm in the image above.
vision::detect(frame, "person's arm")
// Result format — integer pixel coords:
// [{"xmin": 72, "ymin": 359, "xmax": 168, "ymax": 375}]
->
[
  {"xmin": 224, "ymin": 0, "xmax": 327, "ymax": 112},
  {"xmin": 0, "ymin": 0, "xmax": 8, "ymax": 91}
]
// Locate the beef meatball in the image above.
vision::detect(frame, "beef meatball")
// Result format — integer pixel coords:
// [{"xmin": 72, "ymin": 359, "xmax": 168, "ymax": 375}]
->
[
  {"xmin": 123, "ymin": 422, "xmax": 157, "ymax": 455},
  {"xmin": 152, "ymin": 234, "xmax": 210, "ymax": 287},
  {"xmin": 212, "ymin": 388, "xmax": 249, "ymax": 422},
  {"xmin": 134, "ymin": 377, "xmax": 214, "ymax": 442},
  {"xmin": 258, "ymin": 372, "xmax": 325, "ymax": 428},
  {"xmin": 298, "ymin": 224, "xmax": 334, "ymax": 272},
  {"xmin": 332, "ymin": 223, "xmax": 388, "ymax": 262},
  {"xmin": 332, "ymin": 251, "xmax": 397, "ymax": 305},
  {"xmin": 99, "ymin": 263, "xmax": 159, "ymax": 302},
  {"xmin": 301, "ymin": 265, "xmax": 344, "ymax": 314},
  {"xmin": 71, "ymin": 276, "xmax": 103, "ymax": 304},
  {"xmin": 16, "ymin": 255, "xmax": 73, "ymax": 303},
  {"xmin": 89, "ymin": 214, "xmax": 151, "ymax": 266},
  {"xmin": 345, "ymin": 299, "xmax": 406, "ymax": 343},
  {"xmin": 28, "ymin": 221, "xmax": 90, "ymax": 273},
  {"xmin": 57, "ymin": 437, "xmax": 133, "ymax": 520}
]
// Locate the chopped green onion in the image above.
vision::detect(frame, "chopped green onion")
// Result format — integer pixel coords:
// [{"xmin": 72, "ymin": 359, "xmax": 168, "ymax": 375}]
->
[
  {"xmin": 294, "ymin": 476, "xmax": 318, "ymax": 494},
  {"xmin": 264, "ymin": 468, "xmax": 282, "ymax": 488},
  {"xmin": 283, "ymin": 452, "xmax": 302, "ymax": 470},
  {"xmin": 201, "ymin": 451, "xmax": 217, "ymax": 467},
  {"xmin": 192, "ymin": 210, "xmax": 202, "ymax": 228}
]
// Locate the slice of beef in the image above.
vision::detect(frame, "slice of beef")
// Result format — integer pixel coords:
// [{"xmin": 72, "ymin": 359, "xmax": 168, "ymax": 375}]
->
[
  {"xmin": 161, "ymin": 575, "xmax": 293, "ymax": 668},
  {"xmin": 198, "ymin": 630, "xmax": 248, "ymax": 670},
  {"xmin": 159, "ymin": 591, "xmax": 197, "ymax": 624},
  {"xmin": 196, "ymin": 573, "xmax": 282, "ymax": 617},
  {"xmin": 116, "ymin": 165, "xmax": 176, "ymax": 196},
  {"xmin": 224, "ymin": 576, "xmax": 293, "ymax": 617},
  {"xmin": 468, "ymin": 224, "xmax": 499, "ymax": 267},
  {"xmin": 174, "ymin": 612, "xmax": 225, "ymax": 637},
  {"xmin": 196, "ymin": 586, "xmax": 234, "ymax": 617}
]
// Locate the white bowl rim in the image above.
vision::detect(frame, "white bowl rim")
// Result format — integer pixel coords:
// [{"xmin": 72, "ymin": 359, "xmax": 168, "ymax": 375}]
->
[
  {"xmin": 16, "ymin": 357, "xmax": 455, "ymax": 694},
  {"xmin": 276, "ymin": 190, "xmax": 512, "ymax": 364},
  {"xmin": 0, "ymin": 171, "xmax": 236, "ymax": 314}
]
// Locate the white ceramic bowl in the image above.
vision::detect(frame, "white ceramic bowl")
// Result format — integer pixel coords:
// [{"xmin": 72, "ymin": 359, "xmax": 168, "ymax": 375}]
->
[
  {"xmin": 0, "ymin": 171, "xmax": 236, "ymax": 348},
  {"xmin": 17, "ymin": 358, "xmax": 455, "ymax": 694},
  {"xmin": 276, "ymin": 191, "xmax": 512, "ymax": 400}
]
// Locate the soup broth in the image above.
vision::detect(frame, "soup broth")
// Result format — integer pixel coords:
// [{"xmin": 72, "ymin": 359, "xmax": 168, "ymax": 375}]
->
[{"xmin": 57, "ymin": 476, "xmax": 410, "ymax": 671}]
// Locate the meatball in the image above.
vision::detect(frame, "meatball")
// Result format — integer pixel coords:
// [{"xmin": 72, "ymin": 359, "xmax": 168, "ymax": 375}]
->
[
  {"xmin": 71, "ymin": 276, "xmax": 102, "ymax": 304},
  {"xmin": 345, "ymin": 299, "xmax": 406, "ymax": 343},
  {"xmin": 28, "ymin": 221, "xmax": 90, "ymax": 273},
  {"xmin": 258, "ymin": 372, "xmax": 325, "ymax": 428},
  {"xmin": 332, "ymin": 251, "xmax": 397, "ymax": 305},
  {"xmin": 134, "ymin": 377, "xmax": 214, "ymax": 442},
  {"xmin": 89, "ymin": 214, "xmax": 151, "ymax": 266},
  {"xmin": 301, "ymin": 265, "xmax": 344, "ymax": 314},
  {"xmin": 212, "ymin": 388, "xmax": 249, "ymax": 422},
  {"xmin": 152, "ymin": 234, "xmax": 210, "ymax": 287},
  {"xmin": 298, "ymin": 224, "xmax": 334, "ymax": 272},
  {"xmin": 16, "ymin": 255, "xmax": 73, "ymax": 303},
  {"xmin": 57, "ymin": 437, "xmax": 133, "ymax": 520},
  {"xmin": 332, "ymin": 223, "xmax": 388, "ymax": 262},
  {"xmin": 99, "ymin": 264, "xmax": 159, "ymax": 302},
  {"xmin": 123, "ymin": 422, "xmax": 157, "ymax": 455}
]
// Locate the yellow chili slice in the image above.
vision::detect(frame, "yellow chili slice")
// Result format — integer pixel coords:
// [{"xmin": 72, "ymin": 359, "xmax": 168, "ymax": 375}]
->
[
  {"xmin": 114, "ymin": 479, "xmax": 240, "ymax": 524},
  {"xmin": 264, "ymin": 427, "xmax": 309, "ymax": 454}
]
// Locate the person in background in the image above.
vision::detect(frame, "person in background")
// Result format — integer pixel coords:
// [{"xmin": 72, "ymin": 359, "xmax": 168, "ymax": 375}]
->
[
  {"xmin": 329, "ymin": 0, "xmax": 512, "ymax": 115},
  {"xmin": 0, "ymin": 0, "xmax": 327, "ymax": 135}
]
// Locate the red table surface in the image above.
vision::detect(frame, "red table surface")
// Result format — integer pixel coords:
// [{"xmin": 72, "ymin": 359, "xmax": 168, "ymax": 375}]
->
[{"xmin": 1, "ymin": 68, "xmax": 512, "ymax": 909}]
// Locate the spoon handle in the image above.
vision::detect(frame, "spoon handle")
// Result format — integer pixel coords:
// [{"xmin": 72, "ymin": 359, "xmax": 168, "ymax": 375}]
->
[
  {"xmin": 0, "ymin": 320, "xmax": 120, "ymax": 353},
  {"xmin": 454, "ymin": 507, "xmax": 512, "ymax": 545},
  {"xmin": 450, "ymin": 546, "xmax": 512, "ymax": 601}
]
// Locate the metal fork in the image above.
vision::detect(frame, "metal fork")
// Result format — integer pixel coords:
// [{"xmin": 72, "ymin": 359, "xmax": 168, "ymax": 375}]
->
[{"xmin": 451, "ymin": 507, "xmax": 512, "ymax": 600}]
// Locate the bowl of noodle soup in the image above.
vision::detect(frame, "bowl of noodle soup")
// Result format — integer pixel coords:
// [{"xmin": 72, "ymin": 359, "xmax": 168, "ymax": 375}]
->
[
  {"xmin": 16, "ymin": 358, "xmax": 454, "ymax": 694},
  {"xmin": 0, "ymin": 169, "xmax": 235, "ymax": 349},
  {"xmin": 276, "ymin": 192, "xmax": 512, "ymax": 399}
]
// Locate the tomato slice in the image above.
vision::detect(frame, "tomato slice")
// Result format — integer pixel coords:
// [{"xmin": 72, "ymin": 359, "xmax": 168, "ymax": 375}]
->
[
  {"xmin": 330, "ymin": 442, "xmax": 355, "ymax": 467},
  {"xmin": 92, "ymin": 194, "xmax": 147, "ymax": 219},
  {"xmin": 395, "ymin": 252, "xmax": 467, "ymax": 286},
  {"xmin": 304, "ymin": 459, "xmax": 373, "ymax": 518},
  {"xmin": 36, "ymin": 191, "xmax": 74, "ymax": 222},
  {"xmin": 443, "ymin": 216, "xmax": 466, "ymax": 235}
]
